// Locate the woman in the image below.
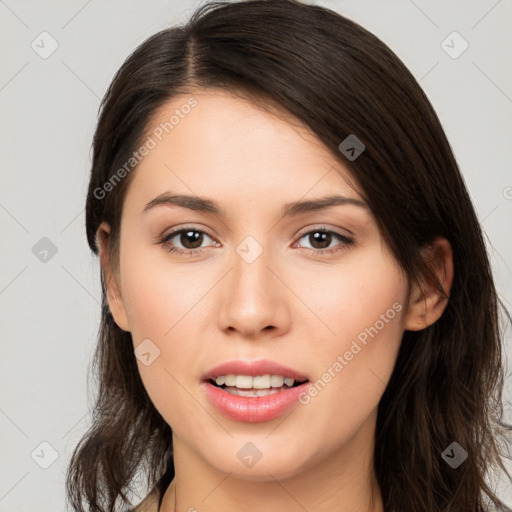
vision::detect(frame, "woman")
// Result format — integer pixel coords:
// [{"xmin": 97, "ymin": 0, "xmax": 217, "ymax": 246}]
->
[{"xmin": 66, "ymin": 1, "xmax": 512, "ymax": 511}]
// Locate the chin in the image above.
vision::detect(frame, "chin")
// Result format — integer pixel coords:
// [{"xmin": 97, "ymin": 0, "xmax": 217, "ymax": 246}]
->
[{"xmin": 205, "ymin": 443, "xmax": 316, "ymax": 482}]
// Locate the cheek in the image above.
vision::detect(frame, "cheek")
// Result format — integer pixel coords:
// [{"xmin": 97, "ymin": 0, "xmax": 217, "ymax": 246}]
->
[
  {"xmin": 294, "ymin": 248, "xmax": 406, "ymax": 348},
  {"xmin": 293, "ymin": 248, "xmax": 406, "ymax": 424},
  {"xmin": 117, "ymin": 242, "xmax": 210, "ymax": 414},
  {"xmin": 120, "ymin": 237, "xmax": 208, "ymax": 342}
]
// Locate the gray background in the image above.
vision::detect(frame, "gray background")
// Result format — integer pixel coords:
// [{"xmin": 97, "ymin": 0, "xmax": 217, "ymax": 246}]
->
[{"xmin": 1, "ymin": 0, "xmax": 511, "ymax": 510}]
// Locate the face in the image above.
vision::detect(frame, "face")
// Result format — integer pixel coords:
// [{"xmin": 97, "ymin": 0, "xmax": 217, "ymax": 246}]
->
[{"xmin": 100, "ymin": 89, "xmax": 414, "ymax": 481}]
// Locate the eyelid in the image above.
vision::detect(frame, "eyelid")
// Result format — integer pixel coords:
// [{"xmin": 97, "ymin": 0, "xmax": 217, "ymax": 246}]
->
[
  {"xmin": 295, "ymin": 223, "xmax": 353, "ymax": 239},
  {"xmin": 160, "ymin": 224, "xmax": 217, "ymax": 241}
]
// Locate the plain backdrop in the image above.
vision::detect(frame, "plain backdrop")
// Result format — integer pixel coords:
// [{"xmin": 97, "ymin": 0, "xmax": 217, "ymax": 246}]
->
[{"xmin": 1, "ymin": 0, "xmax": 511, "ymax": 510}]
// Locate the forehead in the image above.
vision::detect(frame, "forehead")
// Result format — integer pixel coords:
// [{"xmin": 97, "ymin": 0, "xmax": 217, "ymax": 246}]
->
[{"xmin": 126, "ymin": 89, "xmax": 362, "ymax": 210}]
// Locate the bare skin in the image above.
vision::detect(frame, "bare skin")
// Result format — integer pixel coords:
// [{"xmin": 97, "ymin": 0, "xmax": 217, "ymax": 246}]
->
[{"xmin": 97, "ymin": 89, "xmax": 453, "ymax": 512}]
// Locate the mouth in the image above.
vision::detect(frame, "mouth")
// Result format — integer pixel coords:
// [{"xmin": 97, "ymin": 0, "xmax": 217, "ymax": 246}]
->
[
  {"xmin": 207, "ymin": 375, "xmax": 309, "ymax": 397},
  {"xmin": 201, "ymin": 360, "xmax": 311, "ymax": 422},
  {"xmin": 202, "ymin": 362, "xmax": 311, "ymax": 423}
]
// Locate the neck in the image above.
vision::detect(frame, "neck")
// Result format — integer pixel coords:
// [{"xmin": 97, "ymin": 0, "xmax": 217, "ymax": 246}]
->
[{"xmin": 161, "ymin": 411, "xmax": 383, "ymax": 512}]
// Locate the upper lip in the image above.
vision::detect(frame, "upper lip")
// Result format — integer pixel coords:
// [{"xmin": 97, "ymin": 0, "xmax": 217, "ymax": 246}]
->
[{"xmin": 203, "ymin": 359, "xmax": 309, "ymax": 382}]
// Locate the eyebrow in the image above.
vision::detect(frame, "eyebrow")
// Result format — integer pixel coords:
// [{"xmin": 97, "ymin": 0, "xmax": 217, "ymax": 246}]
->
[{"xmin": 141, "ymin": 192, "xmax": 367, "ymax": 218}]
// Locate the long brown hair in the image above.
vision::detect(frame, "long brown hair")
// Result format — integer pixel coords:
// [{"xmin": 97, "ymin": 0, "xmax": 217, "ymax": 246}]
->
[{"xmin": 66, "ymin": 1, "xmax": 512, "ymax": 510}]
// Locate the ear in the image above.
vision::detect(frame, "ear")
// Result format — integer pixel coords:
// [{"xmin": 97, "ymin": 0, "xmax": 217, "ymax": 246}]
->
[
  {"xmin": 404, "ymin": 237, "xmax": 454, "ymax": 331},
  {"xmin": 96, "ymin": 221, "xmax": 131, "ymax": 332}
]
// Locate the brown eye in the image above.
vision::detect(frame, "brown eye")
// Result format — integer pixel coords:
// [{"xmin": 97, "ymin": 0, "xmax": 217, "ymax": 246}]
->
[
  {"xmin": 177, "ymin": 230, "xmax": 204, "ymax": 249},
  {"xmin": 159, "ymin": 227, "xmax": 218, "ymax": 255},
  {"xmin": 308, "ymin": 231, "xmax": 333, "ymax": 249},
  {"xmin": 295, "ymin": 228, "xmax": 354, "ymax": 254}
]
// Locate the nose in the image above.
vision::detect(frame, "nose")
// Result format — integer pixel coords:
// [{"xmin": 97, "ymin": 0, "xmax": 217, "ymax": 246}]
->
[{"xmin": 217, "ymin": 240, "xmax": 291, "ymax": 339}]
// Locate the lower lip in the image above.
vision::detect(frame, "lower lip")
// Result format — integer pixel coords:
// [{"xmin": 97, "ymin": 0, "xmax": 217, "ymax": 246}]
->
[{"xmin": 203, "ymin": 381, "xmax": 310, "ymax": 423}]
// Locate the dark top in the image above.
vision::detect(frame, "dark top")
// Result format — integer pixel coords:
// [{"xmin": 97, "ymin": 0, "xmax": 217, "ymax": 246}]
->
[
  {"xmin": 126, "ymin": 461, "xmax": 173, "ymax": 511},
  {"xmin": 125, "ymin": 485, "xmax": 161, "ymax": 511}
]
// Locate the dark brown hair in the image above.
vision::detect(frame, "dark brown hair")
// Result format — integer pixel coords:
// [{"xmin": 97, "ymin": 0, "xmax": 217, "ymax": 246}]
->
[{"xmin": 66, "ymin": 1, "xmax": 512, "ymax": 510}]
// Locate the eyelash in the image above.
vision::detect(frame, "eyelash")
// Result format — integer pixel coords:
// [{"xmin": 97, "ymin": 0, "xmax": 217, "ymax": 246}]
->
[{"xmin": 157, "ymin": 225, "xmax": 354, "ymax": 257}]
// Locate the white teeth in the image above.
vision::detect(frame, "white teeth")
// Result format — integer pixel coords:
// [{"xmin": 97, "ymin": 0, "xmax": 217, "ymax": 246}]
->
[
  {"xmin": 236, "ymin": 375, "xmax": 253, "ymax": 389},
  {"xmin": 253, "ymin": 375, "xmax": 271, "ymax": 388},
  {"xmin": 224, "ymin": 388, "xmax": 282, "ymax": 397},
  {"xmin": 270, "ymin": 375, "xmax": 284, "ymax": 387},
  {"xmin": 213, "ymin": 374, "xmax": 297, "ymax": 389},
  {"xmin": 224, "ymin": 375, "xmax": 236, "ymax": 386}
]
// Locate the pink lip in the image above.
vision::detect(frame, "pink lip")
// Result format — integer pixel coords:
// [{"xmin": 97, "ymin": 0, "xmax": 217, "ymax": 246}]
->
[
  {"xmin": 202, "ymin": 359, "xmax": 310, "ymax": 423},
  {"xmin": 202, "ymin": 359, "xmax": 309, "ymax": 382},
  {"xmin": 202, "ymin": 380, "xmax": 311, "ymax": 423}
]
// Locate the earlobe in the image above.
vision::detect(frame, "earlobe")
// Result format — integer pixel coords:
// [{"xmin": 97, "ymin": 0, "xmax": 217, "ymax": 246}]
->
[
  {"xmin": 404, "ymin": 237, "xmax": 454, "ymax": 331},
  {"xmin": 96, "ymin": 222, "xmax": 131, "ymax": 332}
]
